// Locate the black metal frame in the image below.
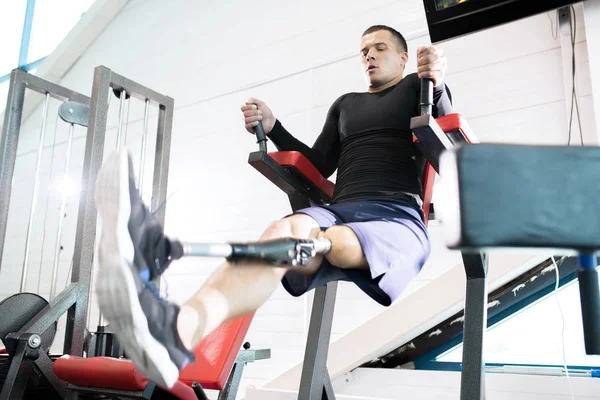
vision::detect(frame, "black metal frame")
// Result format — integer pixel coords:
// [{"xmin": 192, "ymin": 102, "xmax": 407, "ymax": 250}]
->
[
  {"xmin": 0, "ymin": 66, "xmax": 174, "ymax": 400},
  {"xmin": 412, "ymin": 104, "xmax": 488, "ymax": 400},
  {"xmin": 459, "ymin": 253, "xmax": 488, "ymax": 400},
  {"xmin": 248, "ymin": 148, "xmax": 337, "ymax": 399},
  {"xmin": 247, "ymin": 79, "xmax": 491, "ymax": 400}
]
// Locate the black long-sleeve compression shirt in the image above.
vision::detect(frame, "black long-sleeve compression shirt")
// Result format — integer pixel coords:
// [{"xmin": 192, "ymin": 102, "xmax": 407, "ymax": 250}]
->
[{"xmin": 268, "ymin": 72, "xmax": 453, "ymax": 205}]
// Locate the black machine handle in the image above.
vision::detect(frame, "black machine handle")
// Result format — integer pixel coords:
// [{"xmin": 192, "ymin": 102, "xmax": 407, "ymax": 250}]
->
[
  {"xmin": 578, "ymin": 256, "xmax": 600, "ymax": 354},
  {"xmin": 254, "ymin": 121, "xmax": 268, "ymax": 153},
  {"xmin": 420, "ymin": 78, "xmax": 434, "ymax": 116}
]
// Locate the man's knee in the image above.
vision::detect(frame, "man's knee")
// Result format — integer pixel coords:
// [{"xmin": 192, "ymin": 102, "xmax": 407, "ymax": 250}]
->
[
  {"xmin": 322, "ymin": 225, "xmax": 368, "ymax": 269},
  {"xmin": 260, "ymin": 219, "xmax": 293, "ymax": 241},
  {"xmin": 260, "ymin": 214, "xmax": 320, "ymax": 241},
  {"xmin": 258, "ymin": 214, "xmax": 323, "ymax": 274}
]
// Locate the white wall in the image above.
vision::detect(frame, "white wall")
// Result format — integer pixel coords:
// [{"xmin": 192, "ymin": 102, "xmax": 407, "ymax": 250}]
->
[{"xmin": 0, "ymin": 0, "xmax": 596, "ymax": 399}]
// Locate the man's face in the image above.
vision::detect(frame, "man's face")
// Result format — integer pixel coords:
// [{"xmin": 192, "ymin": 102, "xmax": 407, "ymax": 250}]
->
[{"xmin": 360, "ymin": 30, "xmax": 408, "ymax": 89}]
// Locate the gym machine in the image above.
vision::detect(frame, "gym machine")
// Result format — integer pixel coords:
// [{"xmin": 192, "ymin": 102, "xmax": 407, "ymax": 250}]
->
[
  {"xmin": 0, "ymin": 65, "xmax": 271, "ymax": 400},
  {"xmin": 0, "ymin": 70, "xmax": 94, "ymax": 400},
  {"xmin": 0, "ymin": 66, "xmax": 173, "ymax": 399}
]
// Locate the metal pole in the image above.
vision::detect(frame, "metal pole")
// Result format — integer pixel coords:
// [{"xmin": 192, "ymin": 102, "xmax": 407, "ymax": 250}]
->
[
  {"xmin": 298, "ymin": 283, "xmax": 337, "ymax": 400},
  {"xmin": 20, "ymin": 92, "xmax": 51, "ymax": 292},
  {"xmin": 116, "ymin": 90, "xmax": 126, "ymax": 149},
  {"xmin": 50, "ymin": 123, "xmax": 75, "ymax": 300},
  {"xmin": 459, "ymin": 253, "xmax": 488, "ymax": 400},
  {"xmin": 184, "ymin": 243, "xmax": 233, "ymax": 257},
  {"xmin": 152, "ymin": 98, "xmax": 174, "ymax": 224},
  {"xmin": 98, "ymin": 90, "xmax": 127, "ymax": 328},
  {"xmin": 0, "ymin": 70, "xmax": 28, "ymax": 273},
  {"xmin": 65, "ymin": 66, "xmax": 111, "ymax": 356},
  {"xmin": 138, "ymin": 99, "xmax": 150, "ymax": 195}
]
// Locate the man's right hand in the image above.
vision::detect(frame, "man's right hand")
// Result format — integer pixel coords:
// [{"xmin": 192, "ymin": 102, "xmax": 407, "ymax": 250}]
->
[{"xmin": 241, "ymin": 98, "xmax": 276, "ymax": 135}]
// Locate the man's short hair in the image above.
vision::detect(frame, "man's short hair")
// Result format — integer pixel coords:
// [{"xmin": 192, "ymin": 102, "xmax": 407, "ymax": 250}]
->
[{"xmin": 362, "ymin": 25, "xmax": 408, "ymax": 53}]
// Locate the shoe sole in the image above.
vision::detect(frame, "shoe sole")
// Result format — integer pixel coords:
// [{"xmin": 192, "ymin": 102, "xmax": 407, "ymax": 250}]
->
[{"xmin": 95, "ymin": 149, "xmax": 180, "ymax": 389}]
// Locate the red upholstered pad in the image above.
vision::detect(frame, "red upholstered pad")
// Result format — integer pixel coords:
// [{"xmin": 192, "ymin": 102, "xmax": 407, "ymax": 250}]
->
[
  {"xmin": 53, "ymin": 315, "xmax": 255, "ymax": 393},
  {"xmin": 436, "ymin": 113, "xmax": 479, "ymax": 144},
  {"xmin": 54, "ymin": 355, "xmax": 148, "ymax": 391},
  {"xmin": 54, "ymin": 355, "xmax": 198, "ymax": 400},
  {"xmin": 268, "ymin": 151, "xmax": 335, "ymax": 199},
  {"xmin": 179, "ymin": 313, "xmax": 254, "ymax": 390}
]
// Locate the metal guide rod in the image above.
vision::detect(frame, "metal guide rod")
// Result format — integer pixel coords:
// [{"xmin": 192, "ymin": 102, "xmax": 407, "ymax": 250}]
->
[
  {"xmin": 21, "ymin": 92, "xmax": 51, "ymax": 292},
  {"xmin": 139, "ymin": 99, "xmax": 150, "ymax": 195},
  {"xmin": 34, "ymin": 114, "xmax": 60, "ymax": 295},
  {"xmin": 116, "ymin": 90, "xmax": 127, "ymax": 149},
  {"xmin": 123, "ymin": 96, "xmax": 131, "ymax": 145},
  {"xmin": 50, "ymin": 123, "xmax": 75, "ymax": 300}
]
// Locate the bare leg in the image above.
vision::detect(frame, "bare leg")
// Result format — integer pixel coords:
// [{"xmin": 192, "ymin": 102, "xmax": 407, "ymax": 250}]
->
[
  {"xmin": 177, "ymin": 219, "xmax": 370, "ymax": 350},
  {"xmin": 177, "ymin": 213, "xmax": 323, "ymax": 349}
]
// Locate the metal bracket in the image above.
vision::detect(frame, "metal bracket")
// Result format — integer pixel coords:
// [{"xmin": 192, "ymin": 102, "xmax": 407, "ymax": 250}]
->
[
  {"xmin": 58, "ymin": 101, "xmax": 90, "ymax": 127},
  {"xmin": 411, "ymin": 115, "xmax": 454, "ymax": 172},
  {"xmin": 218, "ymin": 346, "xmax": 271, "ymax": 400},
  {"xmin": 558, "ymin": 6, "xmax": 572, "ymax": 35}
]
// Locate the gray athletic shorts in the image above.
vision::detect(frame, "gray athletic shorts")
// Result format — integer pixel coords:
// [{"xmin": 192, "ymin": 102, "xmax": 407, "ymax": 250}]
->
[{"xmin": 281, "ymin": 197, "xmax": 431, "ymax": 306}]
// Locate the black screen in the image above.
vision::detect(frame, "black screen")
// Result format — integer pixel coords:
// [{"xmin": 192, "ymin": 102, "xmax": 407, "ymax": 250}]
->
[{"xmin": 424, "ymin": 0, "xmax": 580, "ymax": 43}]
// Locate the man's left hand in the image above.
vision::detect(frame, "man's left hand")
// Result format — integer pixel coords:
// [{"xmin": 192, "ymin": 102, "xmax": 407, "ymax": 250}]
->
[{"xmin": 417, "ymin": 46, "xmax": 447, "ymax": 88}]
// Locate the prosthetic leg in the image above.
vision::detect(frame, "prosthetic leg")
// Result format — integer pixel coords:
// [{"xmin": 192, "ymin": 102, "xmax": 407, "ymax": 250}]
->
[{"xmin": 182, "ymin": 238, "xmax": 332, "ymax": 267}]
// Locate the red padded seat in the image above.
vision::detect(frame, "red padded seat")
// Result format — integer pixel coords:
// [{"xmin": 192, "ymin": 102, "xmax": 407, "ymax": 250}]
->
[{"xmin": 54, "ymin": 313, "xmax": 254, "ymax": 398}]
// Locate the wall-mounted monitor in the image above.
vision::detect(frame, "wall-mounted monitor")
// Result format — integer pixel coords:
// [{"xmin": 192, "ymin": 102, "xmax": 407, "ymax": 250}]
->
[{"xmin": 423, "ymin": 0, "xmax": 583, "ymax": 43}]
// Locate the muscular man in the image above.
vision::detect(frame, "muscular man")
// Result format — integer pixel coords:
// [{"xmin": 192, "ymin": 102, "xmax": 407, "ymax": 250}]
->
[{"xmin": 94, "ymin": 24, "xmax": 452, "ymax": 389}]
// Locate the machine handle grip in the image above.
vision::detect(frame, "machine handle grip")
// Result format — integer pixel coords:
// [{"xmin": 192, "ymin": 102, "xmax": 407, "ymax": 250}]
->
[
  {"xmin": 420, "ymin": 78, "xmax": 434, "ymax": 116},
  {"xmin": 254, "ymin": 121, "xmax": 268, "ymax": 153},
  {"xmin": 578, "ymin": 266, "xmax": 600, "ymax": 355}
]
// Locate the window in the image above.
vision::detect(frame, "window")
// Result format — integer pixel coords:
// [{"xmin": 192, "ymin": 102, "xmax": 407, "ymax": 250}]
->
[
  {"xmin": 28, "ymin": 0, "xmax": 97, "ymax": 63},
  {"xmin": 0, "ymin": 3, "xmax": 27, "ymax": 73},
  {"xmin": 436, "ymin": 278, "xmax": 600, "ymax": 368},
  {"xmin": 0, "ymin": 0, "xmax": 96, "ymax": 113}
]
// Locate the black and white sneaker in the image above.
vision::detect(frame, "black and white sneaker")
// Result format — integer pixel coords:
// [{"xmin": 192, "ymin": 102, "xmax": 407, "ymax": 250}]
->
[
  {"xmin": 94, "ymin": 149, "xmax": 193, "ymax": 388},
  {"xmin": 100, "ymin": 149, "xmax": 182, "ymax": 283}
]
